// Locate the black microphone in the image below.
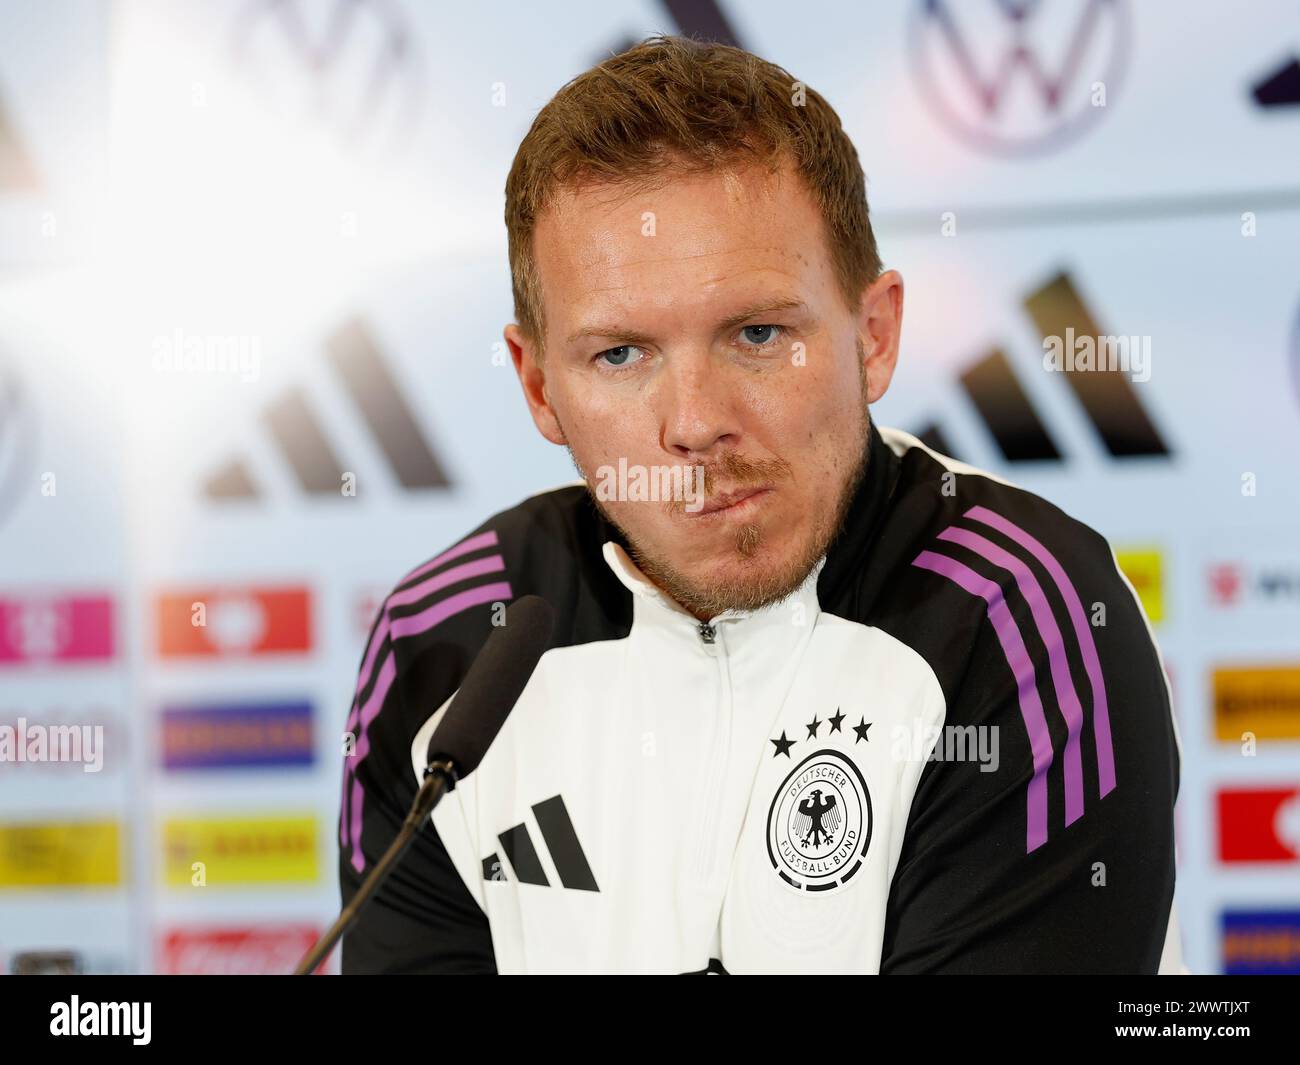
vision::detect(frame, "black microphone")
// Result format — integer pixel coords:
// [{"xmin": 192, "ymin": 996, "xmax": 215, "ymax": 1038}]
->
[
  {"xmin": 295, "ymin": 594, "xmax": 555, "ymax": 975},
  {"xmin": 424, "ymin": 594, "xmax": 555, "ymax": 774}
]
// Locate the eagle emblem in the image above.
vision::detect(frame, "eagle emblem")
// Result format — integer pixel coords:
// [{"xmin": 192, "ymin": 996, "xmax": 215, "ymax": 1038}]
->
[{"xmin": 795, "ymin": 788, "xmax": 841, "ymax": 849}]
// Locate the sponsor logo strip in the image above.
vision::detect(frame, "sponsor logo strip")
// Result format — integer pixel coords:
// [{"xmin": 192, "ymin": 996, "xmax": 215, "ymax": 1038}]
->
[
  {"xmin": 1217, "ymin": 788, "xmax": 1300, "ymax": 862},
  {"xmin": 1214, "ymin": 667, "xmax": 1300, "ymax": 742},
  {"xmin": 0, "ymin": 595, "xmax": 114, "ymax": 664},
  {"xmin": 162, "ymin": 815, "xmax": 318, "ymax": 886},
  {"xmin": 0, "ymin": 820, "xmax": 120, "ymax": 887},
  {"xmin": 160, "ymin": 700, "xmax": 314, "ymax": 769},
  {"xmin": 158, "ymin": 925, "xmax": 323, "ymax": 975},
  {"xmin": 1222, "ymin": 911, "xmax": 1300, "ymax": 975},
  {"xmin": 155, "ymin": 587, "xmax": 311, "ymax": 657}
]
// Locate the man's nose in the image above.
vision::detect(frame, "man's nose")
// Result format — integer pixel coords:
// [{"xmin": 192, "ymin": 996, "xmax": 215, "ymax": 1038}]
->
[{"xmin": 657, "ymin": 350, "xmax": 742, "ymax": 459}]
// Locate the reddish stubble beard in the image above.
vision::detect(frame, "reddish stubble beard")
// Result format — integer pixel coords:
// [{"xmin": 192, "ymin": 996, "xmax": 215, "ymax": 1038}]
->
[{"xmin": 560, "ymin": 350, "xmax": 873, "ymax": 621}]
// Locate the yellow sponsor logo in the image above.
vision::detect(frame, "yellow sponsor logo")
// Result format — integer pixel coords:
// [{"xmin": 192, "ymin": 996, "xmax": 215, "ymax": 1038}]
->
[
  {"xmin": 0, "ymin": 820, "xmax": 121, "ymax": 887},
  {"xmin": 162, "ymin": 815, "xmax": 318, "ymax": 887},
  {"xmin": 1115, "ymin": 547, "xmax": 1163, "ymax": 623},
  {"xmin": 1214, "ymin": 666, "xmax": 1300, "ymax": 742}
]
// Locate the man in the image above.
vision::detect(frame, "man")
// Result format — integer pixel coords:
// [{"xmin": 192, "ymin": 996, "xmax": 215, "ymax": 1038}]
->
[{"xmin": 338, "ymin": 35, "xmax": 1182, "ymax": 974}]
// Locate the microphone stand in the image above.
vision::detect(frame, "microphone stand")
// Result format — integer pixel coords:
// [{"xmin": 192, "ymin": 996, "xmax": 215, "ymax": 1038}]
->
[{"xmin": 294, "ymin": 758, "xmax": 458, "ymax": 975}]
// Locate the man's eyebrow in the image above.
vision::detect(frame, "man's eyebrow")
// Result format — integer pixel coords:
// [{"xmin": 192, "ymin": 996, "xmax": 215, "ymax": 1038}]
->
[
  {"xmin": 565, "ymin": 322, "xmax": 659, "ymax": 346},
  {"xmin": 565, "ymin": 297, "xmax": 810, "ymax": 346},
  {"xmin": 714, "ymin": 297, "xmax": 810, "ymax": 333}
]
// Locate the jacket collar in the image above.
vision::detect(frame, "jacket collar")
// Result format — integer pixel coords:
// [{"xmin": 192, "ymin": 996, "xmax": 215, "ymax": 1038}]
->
[
  {"xmin": 816, "ymin": 419, "xmax": 901, "ymax": 613},
  {"xmin": 601, "ymin": 539, "xmax": 827, "ymax": 631}
]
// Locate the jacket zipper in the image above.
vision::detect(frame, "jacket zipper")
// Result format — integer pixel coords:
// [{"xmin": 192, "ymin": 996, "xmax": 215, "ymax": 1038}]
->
[{"xmin": 694, "ymin": 618, "xmax": 732, "ymax": 880}]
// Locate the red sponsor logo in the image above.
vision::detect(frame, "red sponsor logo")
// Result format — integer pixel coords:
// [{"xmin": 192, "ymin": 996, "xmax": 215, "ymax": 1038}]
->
[
  {"xmin": 155, "ymin": 587, "xmax": 311, "ymax": 657},
  {"xmin": 0, "ymin": 595, "xmax": 114, "ymax": 664},
  {"xmin": 1208, "ymin": 562, "xmax": 1300, "ymax": 607},
  {"xmin": 1208, "ymin": 563, "xmax": 1243, "ymax": 607},
  {"xmin": 1218, "ymin": 787, "xmax": 1300, "ymax": 862},
  {"xmin": 158, "ymin": 926, "xmax": 324, "ymax": 974}
]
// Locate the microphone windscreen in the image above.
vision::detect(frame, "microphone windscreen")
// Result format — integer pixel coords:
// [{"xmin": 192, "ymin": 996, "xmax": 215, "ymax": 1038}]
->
[{"xmin": 424, "ymin": 594, "xmax": 555, "ymax": 776}]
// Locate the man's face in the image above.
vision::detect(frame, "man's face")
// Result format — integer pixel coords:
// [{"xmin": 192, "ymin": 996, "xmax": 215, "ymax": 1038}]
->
[{"xmin": 507, "ymin": 156, "xmax": 902, "ymax": 620}]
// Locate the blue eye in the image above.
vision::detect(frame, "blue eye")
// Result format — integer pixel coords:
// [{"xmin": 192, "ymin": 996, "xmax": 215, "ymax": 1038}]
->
[
  {"xmin": 596, "ymin": 345, "xmax": 643, "ymax": 368},
  {"xmin": 741, "ymin": 325, "xmax": 782, "ymax": 347}
]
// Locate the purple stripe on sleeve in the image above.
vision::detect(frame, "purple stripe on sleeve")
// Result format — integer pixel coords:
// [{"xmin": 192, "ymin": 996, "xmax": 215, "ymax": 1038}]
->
[
  {"xmin": 937, "ymin": 526, "xmax": 1086, "ymax": 827},
  {"xmin": 340, "ymin": 697, "xmax": 361, "ymax": 848},
  {"xmin": 340, "ymin": 773, "xmax": 351, "ymax": 849},
  {"xmin": 353, "ymin": 531, "xmax": 502, "ymax": 705},
  {"xmin": 348, "ymin": 776, "xmax": 365, "ymax": 873},
  {"xmin": 387, "ymin": 555, "xmax": 506, "ymax": 611},
  {"xmin": 355, "ymin": 618, "xmax": 390, "ymax": 703},
  {"xmin": 912, "ymin": 549, "xmax": 1054, "ymax": 853},
  {"xmin": 355, "ymin": 555, "xmax": 507, "ymax": 702},
  {"xmin": 398, "ymin": 530, "xmax": 500, "ymax": 587},
  {"xmin": 388, "ymin": 582, "xmax": 514, "ymax": 640},
  {"xmin": 345, "ymin": 580, "xmax": 514, "ymax": 873},
  {"xmin": 349, "ymin": 652, "xmax": 397, "ymax": 873},
  {"xmin": 963, "ymin": 505, "xmax": 1115, "ymax": 797}
]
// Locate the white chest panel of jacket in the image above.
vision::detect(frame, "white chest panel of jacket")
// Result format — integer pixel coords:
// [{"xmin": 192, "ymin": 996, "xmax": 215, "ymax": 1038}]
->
[{"xmin": 410, "ymin": 541, "xmax": 947, "ymax": 974}]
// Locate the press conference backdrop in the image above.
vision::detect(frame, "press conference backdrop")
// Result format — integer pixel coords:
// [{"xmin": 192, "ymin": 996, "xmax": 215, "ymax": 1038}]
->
[{"xmin": 1, "ymin": 0, "xmax": 1298, "ymax": 975}]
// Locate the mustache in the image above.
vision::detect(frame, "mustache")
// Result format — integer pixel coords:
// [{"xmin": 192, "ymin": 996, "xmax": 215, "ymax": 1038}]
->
[{"xmin": 666, "ymin": 451, "xmax": 792, "ymax": 516}]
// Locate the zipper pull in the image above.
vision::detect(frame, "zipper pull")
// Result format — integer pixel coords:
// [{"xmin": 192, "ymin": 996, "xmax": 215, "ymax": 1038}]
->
[{"xmin": 697, "ymin": 621, "xmax": 716, "ymax": 644}]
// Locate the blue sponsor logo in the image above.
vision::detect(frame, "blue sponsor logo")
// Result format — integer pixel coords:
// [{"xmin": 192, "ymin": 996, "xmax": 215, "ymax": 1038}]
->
[
  {"xmin": 160, "ymin": 700, "xmax": 314, "ymax": 770},
  {"xmin": 1222, "ymin": 910, "xmax": 1300, "ymax": 974}
]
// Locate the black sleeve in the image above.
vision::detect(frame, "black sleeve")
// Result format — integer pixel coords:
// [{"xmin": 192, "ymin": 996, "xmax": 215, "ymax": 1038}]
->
[
  {"xmin": 337, "ymin": 612, "xmax": 496, "ymax": 975},
  {"xmin": 878, "ymin": 518, "xmax": 1179, "ymax": 974}
]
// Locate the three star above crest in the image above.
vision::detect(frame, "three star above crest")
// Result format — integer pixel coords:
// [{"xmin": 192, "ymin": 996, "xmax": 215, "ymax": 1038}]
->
[{"xmin": 770, "ymin": 710, "xmax": 871, "ymax": 756}]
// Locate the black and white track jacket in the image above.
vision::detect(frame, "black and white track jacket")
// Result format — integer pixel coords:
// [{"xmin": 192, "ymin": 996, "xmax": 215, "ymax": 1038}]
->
[{"xmin": 338, "ymin": 423, "xmax": 1183, "ymax": 974}]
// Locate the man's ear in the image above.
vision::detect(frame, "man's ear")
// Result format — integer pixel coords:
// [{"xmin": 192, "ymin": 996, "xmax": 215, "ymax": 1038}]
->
[
  {"xmin": 504, "ymin": 323, "xmax": 566, "ymax": 445},
  {"xmin": 856, "ymin": 270, "xmax": 904, "ymax": 404}
]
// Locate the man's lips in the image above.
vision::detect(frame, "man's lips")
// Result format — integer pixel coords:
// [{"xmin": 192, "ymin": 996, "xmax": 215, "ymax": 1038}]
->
[{"xmin": 690, "ymin": 486, "xmax": 774, "ymax": 517}]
